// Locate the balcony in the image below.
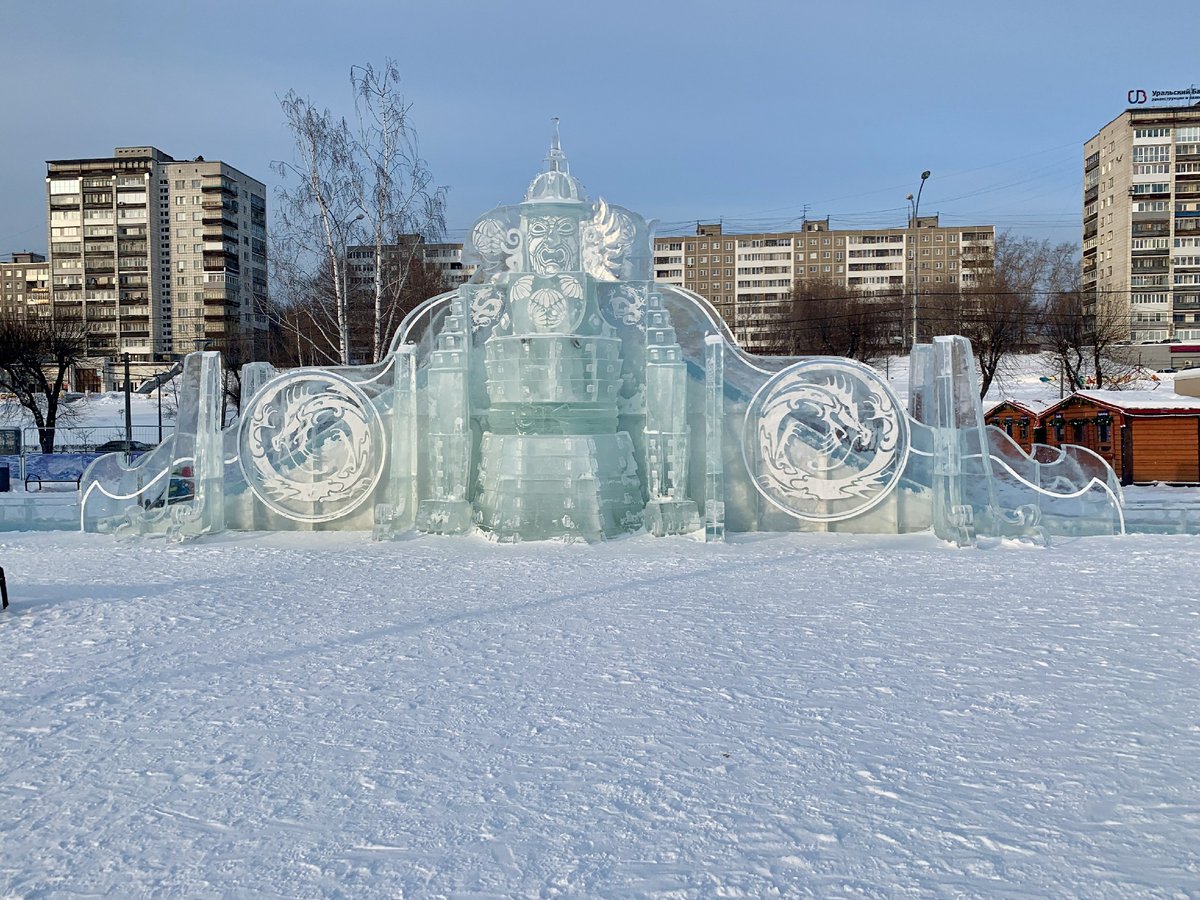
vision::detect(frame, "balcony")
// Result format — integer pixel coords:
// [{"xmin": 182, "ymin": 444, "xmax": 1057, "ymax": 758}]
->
[
  {"xmin": 201, "ymin": 177, "xmax": 239, "ymax": 196},
  {"xmin": 201, "ymin": 210, "xmax": 238, "ymax": 227}
]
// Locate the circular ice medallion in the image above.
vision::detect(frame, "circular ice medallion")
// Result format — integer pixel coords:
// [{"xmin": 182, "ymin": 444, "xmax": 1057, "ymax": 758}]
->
[
  {"xmin": 743, "ymin": 359, "xmax": 909, "ymax": 522},
  {"xmin": 238, "ymin": 371, "xmax": 385, "ymax": 523}
]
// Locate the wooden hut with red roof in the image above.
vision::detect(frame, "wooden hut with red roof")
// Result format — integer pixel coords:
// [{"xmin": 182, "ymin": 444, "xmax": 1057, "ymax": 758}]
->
[
  {"xmin": 983, "ymin": 400, "xmax": 1041, "ymax": 455},
  {"xmin": 992, "ymin": 390, "xmax": 1200, "ymax": 485}
]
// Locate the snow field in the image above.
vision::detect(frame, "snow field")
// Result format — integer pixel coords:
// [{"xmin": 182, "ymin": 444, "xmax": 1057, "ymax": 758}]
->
[{"xmin": 1, "ymin": 530, "xmax": 1198, "ymax": 896}]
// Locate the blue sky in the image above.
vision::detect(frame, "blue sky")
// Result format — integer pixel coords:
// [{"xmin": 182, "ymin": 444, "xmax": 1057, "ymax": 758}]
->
[{"xmin": 1, "ymin": 0, "xmax": 1196, "ymax": 253}]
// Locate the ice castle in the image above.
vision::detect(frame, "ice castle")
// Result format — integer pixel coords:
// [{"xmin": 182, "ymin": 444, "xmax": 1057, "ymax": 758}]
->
[{"xmin": 78, "ymin": 128, "xmax": 1125, "ymax": 545}]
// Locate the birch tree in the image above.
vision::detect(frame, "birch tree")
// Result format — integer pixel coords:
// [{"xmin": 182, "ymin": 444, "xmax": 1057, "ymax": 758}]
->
[
  {"xmin": 272, "ymin": 93, "xmax": 361, "ymax": 365},
  {"xmin": 351, "ymin": 60, "xmax": 447, "ymax": 361},
  {"xmin": 271, "ymin": 61, "xmax": 446, "ymax": 366}
]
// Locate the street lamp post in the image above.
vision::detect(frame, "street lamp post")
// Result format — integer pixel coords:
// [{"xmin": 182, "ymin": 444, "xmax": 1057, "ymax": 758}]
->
[
  {"xmin": 908, "ymin": 170, "xmax": 931, "ymax": 349},
  {"xmin": 122, "ymin": 352, "xmax": 133, "ymax": 462}
]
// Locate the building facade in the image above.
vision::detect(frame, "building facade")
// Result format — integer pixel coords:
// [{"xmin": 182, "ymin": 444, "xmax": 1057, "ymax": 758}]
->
[
  {"xmin": 653, "ymin": 217, "xmax": 994, "ymax": 352},
  {"xmin": 0, "ymin": 252, "xmax": 50, "ymax": 320},
  {"xmin": 1083, "ymin": 104, "xmax": 1200, "ymax": 343},
  {"xmin": 45, "ymin": 146, "xmax": 267, "ymax": 381}
]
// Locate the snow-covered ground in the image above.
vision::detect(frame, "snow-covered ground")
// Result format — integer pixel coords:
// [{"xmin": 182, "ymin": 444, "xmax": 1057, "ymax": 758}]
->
[{"xmin": 2, "ymin": 530, "xmax": 1198, "ymax": 896}]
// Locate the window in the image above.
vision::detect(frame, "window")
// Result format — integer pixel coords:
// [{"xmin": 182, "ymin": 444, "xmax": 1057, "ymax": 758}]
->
[{"xmin": 1133, "ymin": 144, "xmax": 1171, "ymax": 163}]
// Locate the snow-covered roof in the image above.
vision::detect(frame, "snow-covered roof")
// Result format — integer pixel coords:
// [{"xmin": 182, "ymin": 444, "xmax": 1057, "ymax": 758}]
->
[
  {"xmin": 1173, "ymin": 368, "xmax": 1200, "ymax": 398},
  {"xmin": 1068, "ymin": 390, "xmax": 1200, "ymax": 414},
  {"xmin": 984, "ymin": 398, "xmax": 1044, "ymax": 417}
]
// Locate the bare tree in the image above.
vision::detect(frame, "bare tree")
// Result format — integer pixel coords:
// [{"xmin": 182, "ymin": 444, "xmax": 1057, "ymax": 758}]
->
[
  {"xmin": 1041, "ymin": 288, "xmax": 1089, "ymax": 391},
  {"xmin": 272, "ymin": 93, "xmax": 361, "ymax": 365},
  {"xmin": 0, "ymin": 314, "xmax": 89, "ymax": 453},
  {"xmin": 351, "ymin": 60, "xmax": 447, "ymax": 361},
  {"xmin": 955, "ymin": 233, "xmax": 1081, "ymax": 398},
  {"xmin": 961, "ymin": 271, "xmax": 1037, "ymax": 398},
  {"xmin": 271, "ymin": 60, "xmax": 447, "ymax": 366},
  {"xmin": 1039, "ymin": 239, "xmax": 1140, "ymax": 391},
  {"xmin": 766, "ymin": 278, "xmax": 895, "ymax": 361}
]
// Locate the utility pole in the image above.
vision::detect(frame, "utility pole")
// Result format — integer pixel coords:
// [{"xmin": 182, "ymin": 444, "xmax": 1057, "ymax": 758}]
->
[{"xmin": 122, "ymin": 352, "xmax": 133, "ymax": 461}]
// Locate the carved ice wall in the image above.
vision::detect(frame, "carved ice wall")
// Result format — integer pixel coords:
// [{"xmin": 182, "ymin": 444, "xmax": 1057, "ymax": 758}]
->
[{"xmin": 74, "ymin": 128, "xmax": 1125, "ymax": 545}]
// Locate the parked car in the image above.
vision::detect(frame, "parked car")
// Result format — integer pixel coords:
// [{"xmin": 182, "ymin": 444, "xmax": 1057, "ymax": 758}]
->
[
  {"xmin": 95, "ymin": 439, "xmax": 153, "ymax": 453},
  {"xmin": 144, "ymin": 464, "xmax": 194, "ymax": 509}
]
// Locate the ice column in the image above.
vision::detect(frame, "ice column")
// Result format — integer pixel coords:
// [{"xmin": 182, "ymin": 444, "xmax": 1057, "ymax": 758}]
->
[
  {"xmin": 416, "ymin": 296, "xmax": 474, "ymax": 534},
  {"xmin": 643, "ymin": 291, "xmax": 700, "ymax": 536},
  {"xmin": 704, "ymin": 333, "xmax": 725, "ymax": 542},
  {"xmin": 163, "ymin": 350, "xmax": 225, "ymax": 541},
  {"xmin": 923, "ymin": 337, "xmax": 985, "ymax": 546},
  {"xmin": 375, "ymin": 348, "xmax": 418, "ymax": 539}
]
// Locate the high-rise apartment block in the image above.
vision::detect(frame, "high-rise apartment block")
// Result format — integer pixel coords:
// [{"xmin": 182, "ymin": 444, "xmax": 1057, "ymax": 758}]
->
[
  {"xmin": 46, "ymin": 146, "xmax": 267, "ymax": 377},
  {"xmin": 0, "ymin": 252, "xmax": 50, "ymax": 320},
  {"xmin": 653, "ymin": 217, "xmax": 994, "ymax": 352},
  {"xmin": 1084, "ymin": 104, "xmax": 1200, "ymax": 342}
]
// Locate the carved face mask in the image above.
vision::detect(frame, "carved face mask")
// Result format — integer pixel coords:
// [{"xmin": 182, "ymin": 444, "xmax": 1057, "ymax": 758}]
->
[{"xmin": 527, "ymin": 215, "xmax": 579, "ymax": 274}]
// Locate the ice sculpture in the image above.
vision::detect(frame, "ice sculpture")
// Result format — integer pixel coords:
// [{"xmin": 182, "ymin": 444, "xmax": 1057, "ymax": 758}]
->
[{"xmin": 76, "ymin": 125, "xmax": 1125, "ymax": 545}]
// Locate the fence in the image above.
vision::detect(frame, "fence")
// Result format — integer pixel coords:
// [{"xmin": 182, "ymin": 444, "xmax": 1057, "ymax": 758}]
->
[{"xmin": 19, "ymin": 424, "xmax": 174, "ymax": 454}]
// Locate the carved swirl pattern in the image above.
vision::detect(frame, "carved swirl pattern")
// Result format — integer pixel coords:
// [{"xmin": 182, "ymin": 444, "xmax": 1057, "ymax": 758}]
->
[
  {"xmin": 238, "ymin": 372, "xmax": 386, "ymax": 523},
  {"xmin": 743, "ymin": 360, "xmax": 909, "ymax": 522}
]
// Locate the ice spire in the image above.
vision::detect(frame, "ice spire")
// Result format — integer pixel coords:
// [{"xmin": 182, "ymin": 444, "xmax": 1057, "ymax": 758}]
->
[
  {"xmin": 545, "ymin": 117, "xmax": 568, "ymax": 173},
  {"xmin": 525, "ymin": 117, "xmax": 587, "ymax": 202}
]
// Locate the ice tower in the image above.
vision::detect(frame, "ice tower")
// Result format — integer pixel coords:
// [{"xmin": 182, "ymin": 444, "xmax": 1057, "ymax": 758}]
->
[{"xmin": 464, "ymin": 124, "xmax": 645, "ymax": 540}]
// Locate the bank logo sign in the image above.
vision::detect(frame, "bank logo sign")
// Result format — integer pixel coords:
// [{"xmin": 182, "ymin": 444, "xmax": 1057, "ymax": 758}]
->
[{"xmin": 1128, "ymin": 87, "xmax": 1200, "ymax": 105}]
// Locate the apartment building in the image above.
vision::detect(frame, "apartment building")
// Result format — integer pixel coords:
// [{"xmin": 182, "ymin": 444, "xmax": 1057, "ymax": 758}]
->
[
  {"xmin": 0, "ymin": 252, "xmax": 50, "ymax": 320},
  {"xmin": 46, "ymin": 146, "xmax": 267, "ymax": 382},
  {"xmin": 1084, "ymin": 104, "xmax": 1200, "ymax": 343},
  {"xmin": 347, "ymin": 239, "xmax": 478, "ymax": 292},
  {"xmin": 423, "ymin": 242, "xmax": 477, "ymax": 287},
  {"xmin": 653, "ymin": 218, "xmax": 995, "ymax": 352}
]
